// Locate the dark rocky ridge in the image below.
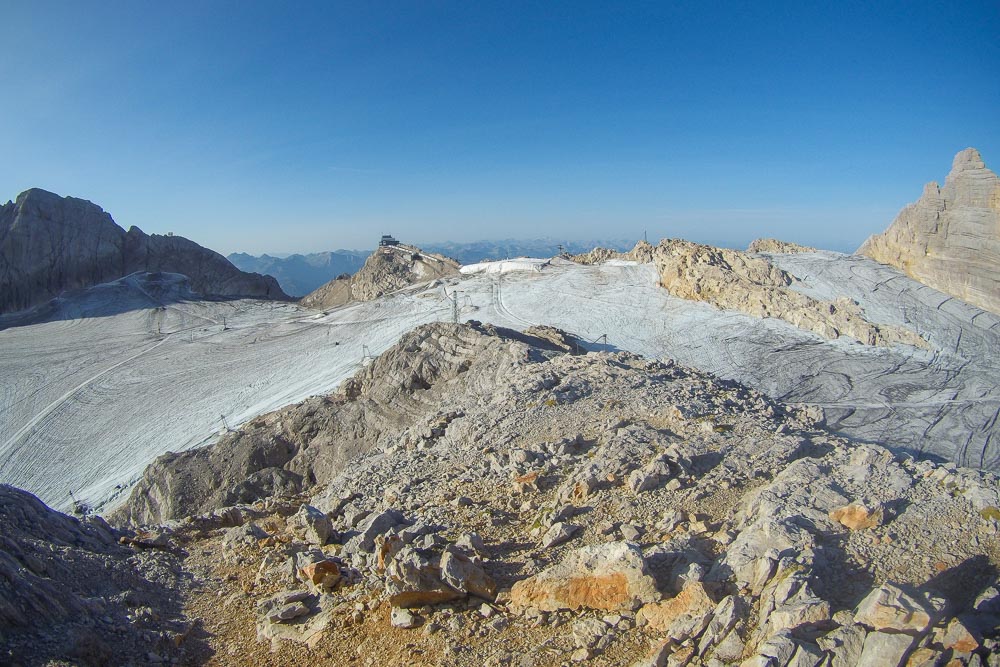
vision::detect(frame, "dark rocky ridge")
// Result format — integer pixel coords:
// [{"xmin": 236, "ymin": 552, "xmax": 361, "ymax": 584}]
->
[
  {"xmin": 0, "ymin": 188, "xmax": 289, "ymax": 314},
  {"xmin": 0, "ymin": 484, "xmax": 196, "ymax": 665}
]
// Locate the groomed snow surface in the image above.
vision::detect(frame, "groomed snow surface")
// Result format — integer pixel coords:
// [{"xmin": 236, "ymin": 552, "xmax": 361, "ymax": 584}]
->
[{"xmin": 3, "ymin": 255, "xmax": 1000, "ymax": 512}]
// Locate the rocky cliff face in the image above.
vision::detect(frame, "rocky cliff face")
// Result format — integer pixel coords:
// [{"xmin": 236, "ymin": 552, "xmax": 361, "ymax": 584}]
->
[
  {"xmin": 859, "ymin": 148, "xmax": 1000, "ymax": 315},
  {"xmin": 300, "ymin": 244, "xmax": 460, "ymax": 310},
  {"xmin": 0, "ymin": 188, "xmax": 288, "ymax": 313}
]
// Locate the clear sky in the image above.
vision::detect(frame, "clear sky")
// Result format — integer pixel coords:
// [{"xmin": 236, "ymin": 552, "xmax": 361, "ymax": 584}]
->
[{"xmin": 1, "ymin": 1, "xmax": 997, "ymax": 255}]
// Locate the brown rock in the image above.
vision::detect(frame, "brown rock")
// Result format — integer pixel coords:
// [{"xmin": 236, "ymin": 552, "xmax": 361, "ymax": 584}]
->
[
  {"xmin": 513, "ymin": 471, "xmax": 541, "ymax": 494},
  {"xmin": 905, "ymin": 647, "xmax": 941, "ymax": 667},
  {"xmin": 854, "ymin": 583, "xmax": 932, "ymax": 634},
  {"xmin": 509, "ymin": 541, "xmax": 659, "ymax": 612},
  {"xmin": 829, "ymin": 503, "xmax": 884, "ymax": 530},
  {"xmin": 299, "ymin": 560, "xmax": 341, "ymax": 592},
  {"xmin": 301, "ymin": 243, "xmax": 459, "ymax": 310},
  {"xmin": 637, "ymin": 580, "xmax": 715, "ymax": 640},
  {"xmin": 940, "ymin": 616, "xmax": 979, "ymax": 652}
]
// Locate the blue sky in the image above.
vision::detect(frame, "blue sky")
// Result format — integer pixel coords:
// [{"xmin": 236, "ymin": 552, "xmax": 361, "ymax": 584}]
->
[{"xmin": 1, "ymin": 1, "xmax": 997, "ymax": 255}]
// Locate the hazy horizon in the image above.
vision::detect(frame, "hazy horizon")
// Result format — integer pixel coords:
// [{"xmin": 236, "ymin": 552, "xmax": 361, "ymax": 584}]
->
[{"xmin": 2, "ymin": 2, "xmax": 996, "ymax": 255}]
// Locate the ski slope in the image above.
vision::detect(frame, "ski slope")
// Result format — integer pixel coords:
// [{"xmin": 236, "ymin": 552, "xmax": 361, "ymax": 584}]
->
[{"xmin": 3, "ymin": 254, "xmax": 1000, "ymax": 511}]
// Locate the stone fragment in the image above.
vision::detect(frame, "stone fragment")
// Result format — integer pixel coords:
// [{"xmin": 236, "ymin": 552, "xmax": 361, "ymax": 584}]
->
[
  {"xmin": 222, "ymin": 522, "xmax": 267, "ymax": 549},
  {"xmin": 752, "ymin": 631, "xmax": 797, "ymax": 666},
  {"xmin": 439, "ymin": 547, "xmax": 497, "ymax": 601},
  {"xmin": 541, "ymin": 522, "xmax": 579, "ymax": 548},
  {"xmin": 384, "ymin": 547, "xmax": 462, "ymax": 608},
  {"xmin": 345, "ymin": 509, "xmax": 407, "ymax": 554},
  {"xmin": 636, "ymin": 580, "xmax": 714, "ymax": 641},
  {"xmin": 390, "ymin": 607, "xmax": 419, "ymax": 629},
  {"xmin": 509, "ymin": 541, "xmax": 660, "ymax": 612},
  {"xmin": 697, "ymin": 595, "xmax": 748, "ymax": 655},
  {"xmin": 856, "ymin": 630, "xmax": 914, "ymax": 667},
  {"xmin": 455, "ymin": 532, "xmax": 486, "ymax": 554},
  {"xmin": 829, "ymin": 503, "xmax": 884, "ymax": 530},
  {"xmin": 635, "ymin": 639, "xmax": 673, "ymax": 667},
  {"xmin": 905, "ymin": 648, "xmax": 941, "ymax": 667},
  {"xmin": 816, "ymin": 623, "xmax": 867, "ymax": 667},
  {"xmin": 269, "ymin": 602, "xmax": 310, "ymax": 623},
  {"xmin": 298, "ymin": 558, "xmax": 342, "ymax": 593},
  {"xmin": 627, "ymin": 468, "xmax": 661, "ymax": 494},
  {"xmin": 941, "ymin": 616, "xmax": 979, "ymax": 652},
  {"xmin": 854, "ymin": 583, "xmax": 932, "ymax": 634},
  {"xmin": 288, "ymin": 504, "xmax": 333, "ymax": 545},
  {"xmin": 256, "ymin": 590, "xmax": 335, "ymax": 645},
  {"xmin": 974, "ymin": 586, "xmax": 1000, "ymax": 613},
  {"xmin": 572, "ymin": 617, "xmax": 608, "ymax": 649},
  {"xmin": 787, "ymin": 641, "xmax": 825, "ymax": 667},
  {"xmin": 620, "ymin": 524, "xmax": 642, "ymax": 541}
]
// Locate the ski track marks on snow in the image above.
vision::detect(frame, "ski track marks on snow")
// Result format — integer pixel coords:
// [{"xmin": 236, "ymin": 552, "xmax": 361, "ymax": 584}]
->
[{"xmin": 2, "ymin": 254, "xmax": 1000, "ymax": 511}]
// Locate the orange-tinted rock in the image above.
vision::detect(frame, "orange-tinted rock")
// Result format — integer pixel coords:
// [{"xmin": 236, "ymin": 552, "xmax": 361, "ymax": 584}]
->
[
  {"xmin": 830, "ymin": 503, "xmax": 883, "ymax": 530},
  {"xmin": 941, "ymin": 617, "xmax": 979, "ymax": 652},
  {"xmin": 513, "ymin": 471, "xmax": 541, "ymax": 494},
  {"xmin": 854, "ymin": 583, "xmax": 932, "ymax": 634},
  {"xmin": 509, "ymin": 541, "xmax": 659, "ymax": 612},
  {"xmin": 637, "ymin": 580, "xmax": 715, "ymax": 640}
]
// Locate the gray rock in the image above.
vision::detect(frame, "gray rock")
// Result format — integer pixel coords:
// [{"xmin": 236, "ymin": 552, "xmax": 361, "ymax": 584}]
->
[
  {"xmin": 390, "ymin": 607, "xmax": 420, "ymax": 629},
  {"xmin": 859, "ymin": 148, "xmax": 1000, "ymax": 316},
  {"xmin": 817, "ymin": 624, "xmax": 867, "ymax": 667},
  {"xmin": 0, "ymin": 188, "xmax": 287, "ymax": 315},
  {"xmin": 288, "ymin": 504, "xmax": 333, "ymax": 546},
  {"xmin": 384, "ymin": 546, "xmax": 463, "ymax": 608},
  {"xmin": 344, "ymin": 509, "xmax": 407, "ymax": 554},
  {"xmin": 541, "ymin": 522, "xmax": 579, "ymax": 548},
  {"xmin": 856, "ymin": 630, "xmax": 914, "ymax": 667},
  {"xmin": 439, "ymin": 546, "xmax": 497, "ymax": 601}
]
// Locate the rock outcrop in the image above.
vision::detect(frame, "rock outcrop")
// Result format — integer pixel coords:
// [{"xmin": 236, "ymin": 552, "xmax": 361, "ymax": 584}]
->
[
  {"xmin": 573, "ymin": 239, "xmax": 926, "ymax": 348},
  {"xmin": 112, "ymin": 322, "xmax": 570, "ymax": 525},
  {"xmin": 101, "ymin": 321, "xmax": 1000, "ymax": 665},
  {"xmin": 300, "ymin": 243, "xmax": 459, "ymax": 310},
  {"xmin": 859, "ymin": 148, "xmax": 1000, "ymax": 315},
  {"xmin": 747, "ymin": 238, "xmax": 818, "ymax": 254},
  {"xmin": 10, "ymin": 320, "xmax": 1000, "ymax": 664},
  {"xmin": 0, "ymin": 188, "xmax": 288, "ymax": 314},
  {"xmin": 0, "ymin": 485, "xmax": 195, "ymax": 665}
]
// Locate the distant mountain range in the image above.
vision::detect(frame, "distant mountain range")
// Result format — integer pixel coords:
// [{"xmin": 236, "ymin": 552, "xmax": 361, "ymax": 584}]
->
[
  {"xmin": 227, "ymin": 250, "xmax": 369, "ymax": 298},
  {"xmin": 229, "ymin": 238, "xmax": 634, "ymax": 296}
]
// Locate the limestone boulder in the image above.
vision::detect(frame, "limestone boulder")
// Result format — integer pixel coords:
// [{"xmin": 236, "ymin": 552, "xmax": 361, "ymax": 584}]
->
[
  {"xmin": 509, "ymin": 541, "xmax": 660, "ymax": 612},
  {"xmin": 853, "ymin": 583, "xmax": 933, "ymax": 635},
  {"xmin": 637, "ymin": 580, "xmax": 715, "ymax": 640}
]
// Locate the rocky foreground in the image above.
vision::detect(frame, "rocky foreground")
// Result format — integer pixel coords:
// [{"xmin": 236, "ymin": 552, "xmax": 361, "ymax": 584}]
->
[{"xmin": 4, "ymin": 322, "xmax": 1000, "ymax": 666}]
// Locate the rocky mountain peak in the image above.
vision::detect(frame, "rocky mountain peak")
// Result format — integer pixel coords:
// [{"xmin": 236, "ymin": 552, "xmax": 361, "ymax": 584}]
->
[
  {"xmin": 0, "ymin": 188, "xmax": 289, "ymax": 313},
  {"xmin": 300, "ymin": 243, "xmax": 460, "ymax": 310},
  {"xmin": 859, "ymin": 148, "xmax": 1000, "ymax": 314},
  {"xmin": 951, "ymin": 146, "xmax": 987, "ymax": 172}
]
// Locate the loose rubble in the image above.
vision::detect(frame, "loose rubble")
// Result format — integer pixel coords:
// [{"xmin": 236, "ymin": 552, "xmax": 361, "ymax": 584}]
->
[{"xmin": 6, "ymin": 322, "xmax": 1000, "ymax": 665}]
